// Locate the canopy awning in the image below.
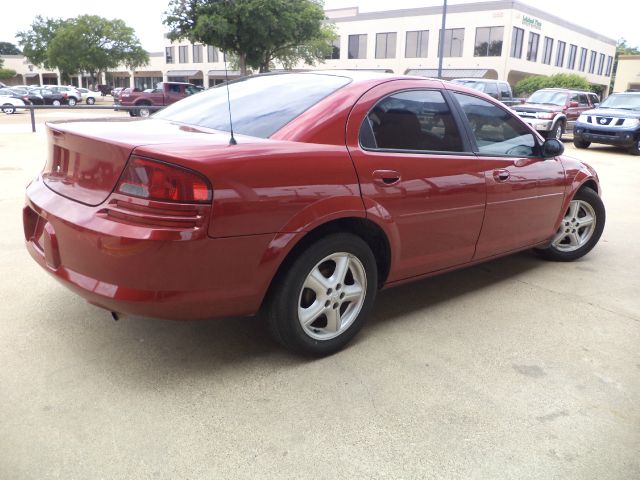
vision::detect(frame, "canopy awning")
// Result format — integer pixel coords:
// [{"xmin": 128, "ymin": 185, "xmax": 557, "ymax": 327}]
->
[
  {"xmin": 167, "ymin": 70, "xmax": 201, "ymax": 77},
  {"xmin": 406, "ymin": 68, "xmax": 488, "ymax": 79},
  {"xmin": 24, "ymin": 73, "xmax": 40, "ymax": 78},
  {"xmin": 207, "ymin": 70, "xmax": 242, "ymax": 77}
]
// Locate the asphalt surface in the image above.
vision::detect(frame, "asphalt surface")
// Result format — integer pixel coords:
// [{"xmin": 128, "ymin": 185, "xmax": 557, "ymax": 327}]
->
[{"xmin": 1, "ymin": 109, "xmax": 638, "ymax": 479}]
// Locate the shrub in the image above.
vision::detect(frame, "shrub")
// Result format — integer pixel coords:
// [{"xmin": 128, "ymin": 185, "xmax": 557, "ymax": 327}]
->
[
  {"xmin": 0, "ymin": 68, "xmax": 17, "ymax": 79},
  {"xmin": 514, "ymin": 73, "xmax": 592, "ymax": 97}
]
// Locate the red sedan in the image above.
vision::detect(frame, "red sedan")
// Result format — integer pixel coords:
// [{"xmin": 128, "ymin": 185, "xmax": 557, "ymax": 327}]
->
[{"xmin": 23, "ymin": 72, "xmax": 605, "ymax": 356}]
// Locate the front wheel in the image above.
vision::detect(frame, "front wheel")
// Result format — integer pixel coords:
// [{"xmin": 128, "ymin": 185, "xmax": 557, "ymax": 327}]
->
[
  {"xmin": 548, "ymin": 121, "xmax": 564, "ymax": 141},
  {"xmin": 573, "ymin": 137, "xmax": 591, "ymax": 149},
  {"xmin": 52, "ymin": 100, "xmax": 61, "ymax": 106},
  {"xmin": 537, "ymin": 187, "xmax": 605, "ymax": 262},
  {"xmin": 86, "ymin": 97, "xmax": 95, "ymax": 105},
  {"xmin": 2, "ymin": 103, "xmax": 16, "ymax": 114},
  {"xmin": 137, "ymin": 106, "xmax": 151, "ymax": 117},
  {"xmin": 628, "ymin": 138, "xmax": 640, "ymax": 156},
  {"xmin": 265, "ymin": 233, "xmax": 378, "ymax": 356}
]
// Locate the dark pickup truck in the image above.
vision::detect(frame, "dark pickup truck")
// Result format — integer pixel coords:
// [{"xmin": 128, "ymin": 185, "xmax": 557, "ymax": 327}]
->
[
  {"xmin": 450, "ymin": 78, "xmax": 523, "ymax": 107},
  {"xmin": 115, "ymin": 82, "xmax": 202, "ymax": 117}
]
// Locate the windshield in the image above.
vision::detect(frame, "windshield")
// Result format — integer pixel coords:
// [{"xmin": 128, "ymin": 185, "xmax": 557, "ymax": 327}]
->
[
  {"xmin": 154, "ymin": 73, "xmax": 352, "ymax": 138},
  {"xmin": 599, "ymin": 93, "xmax": 640, "ymax": 110},
  {"xmin": 526, "ymin": 91, "xmax": 568, "ymax": 106}
]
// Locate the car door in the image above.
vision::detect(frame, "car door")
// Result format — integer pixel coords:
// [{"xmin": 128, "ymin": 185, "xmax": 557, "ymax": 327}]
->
[
  {"xmin": 449, "ymin": 91, "xmax": 566, "ymax": 259},
  {"xmin": 346, "ymin": 80, "xmax": 487, "ymax": 282}
]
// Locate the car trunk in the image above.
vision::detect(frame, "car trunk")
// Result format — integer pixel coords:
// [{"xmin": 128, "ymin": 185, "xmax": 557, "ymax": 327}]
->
[{"xmin": 42, "ymin": 118, "xmax": 236, "ymax": 206}]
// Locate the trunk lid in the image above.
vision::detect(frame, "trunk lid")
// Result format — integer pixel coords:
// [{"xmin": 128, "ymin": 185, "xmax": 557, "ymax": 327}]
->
[{"xmin": 42, "ymin": 118, "xmax": 240, "ymax": 206}]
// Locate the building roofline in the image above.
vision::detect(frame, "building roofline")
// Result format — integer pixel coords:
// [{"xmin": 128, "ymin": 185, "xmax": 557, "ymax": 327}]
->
[{"xmin": 327, "ymin": 1, "xmax": 616, "ymax": 46}]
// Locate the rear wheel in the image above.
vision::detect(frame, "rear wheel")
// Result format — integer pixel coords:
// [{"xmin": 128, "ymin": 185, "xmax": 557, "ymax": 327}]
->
[
  {"xmin": 86, "ymin": 97, "xmax": 95, "ymax": 105},
  {"xmin": 52, "ymin": 100, "xmax": 61, "ymax": 106},
  {"xmin": 573, "ymin": 137, "xmax": 591, "ymax": 149},
  {"xmin": 2, "ymin": 103, "xmax": 16, "ymax": 114},
  {"xmin": 265, "ymin": 233, "xmax": 378, "ymax": 356},
  {"xmin": 537, "ymin": 187, "xmax": 605, "ymax": 262},
  {"xmin": 67, "ymin": 97, "xmax": 77, "ymax": 106}
]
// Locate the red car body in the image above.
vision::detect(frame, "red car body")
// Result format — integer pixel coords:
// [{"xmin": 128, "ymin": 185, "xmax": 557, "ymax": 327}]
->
[{"xmin": 23, "ymin": 73, "xmax": 601, "ymax": 324}]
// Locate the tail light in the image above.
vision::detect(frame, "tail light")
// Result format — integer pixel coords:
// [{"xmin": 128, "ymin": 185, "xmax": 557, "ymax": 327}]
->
[{"xmin": 116, "ymin": 155, "xmax": 212, "ymax": 203}]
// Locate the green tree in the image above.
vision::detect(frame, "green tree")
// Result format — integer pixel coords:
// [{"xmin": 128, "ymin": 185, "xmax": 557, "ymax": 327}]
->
[
  {"xmin": 0, "ymin": 42, "xmax": 21, "ymax": 55},
  {"xmin": 610, "ymin": 38, "xmax": 640, "ymax": 90},
  {"xmin": 17, "ymin": 15, "xmax": 149, "ymax": 83},
  {"xmin": 164, "ymin": 0, "xmax": 335, "ymax": 74}
]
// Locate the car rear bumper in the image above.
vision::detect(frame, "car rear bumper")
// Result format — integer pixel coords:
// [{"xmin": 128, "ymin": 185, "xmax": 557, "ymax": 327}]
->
[
  {"xmin": 574, "ymin": 124, "xmax": 639, "ymax": 146},
  {"xmin": 23, "ymin": 178, "xmax": 276, "ymax": 320}
]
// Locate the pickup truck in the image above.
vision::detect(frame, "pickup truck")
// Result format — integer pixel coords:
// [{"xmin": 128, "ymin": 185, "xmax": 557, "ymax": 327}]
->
[
  {"xmin": 115, "ymin": 82, "xmax": 202, "ymax": 117},
  {"xmin": 450, "ymin": 78, "xmax": 523, "ymax": 107}
]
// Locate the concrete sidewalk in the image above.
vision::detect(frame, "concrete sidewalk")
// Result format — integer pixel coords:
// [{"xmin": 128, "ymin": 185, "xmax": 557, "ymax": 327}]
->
[{"xmin": 0, "ymin": 119, "xmax": 638, "ymax": 480}]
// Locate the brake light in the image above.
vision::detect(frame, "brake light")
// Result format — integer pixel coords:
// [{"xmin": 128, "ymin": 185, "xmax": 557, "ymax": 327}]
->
[{"xmin": 116, "ymin": 156, "xmax": 212, "ymax": 203}]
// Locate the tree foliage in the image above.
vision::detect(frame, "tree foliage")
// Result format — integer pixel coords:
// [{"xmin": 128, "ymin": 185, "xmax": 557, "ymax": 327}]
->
[
  {"xmin": 163, "ymin": 0, "xmax": 335, "ymax": 74},
  {"xmin": 514, "ymin": 73, "xmax": 592, "ymax": 96},
  {"xmin": 610, "ymin": 38, "xmax": 640, "ymax": 90},
  {"xmin": 0, "ymin": 42, "xmax": 22, "ymax": 55},
  {"xmin": 0, "ymin": 57, "xmax": 17, "ymax": 79},
  {"xmin": 17, "ymin": 15, "xmax": 149, "ymax": 81}
]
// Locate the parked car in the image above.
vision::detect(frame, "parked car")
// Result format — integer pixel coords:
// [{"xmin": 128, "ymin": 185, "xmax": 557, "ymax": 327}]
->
[
  {"xmin": 116, "ymin": 82, "xmax": 201, "ymax": 117},
  {"xmin": 513, "ymin": 88, "xmax": 599, "ymax": 140},
  {"xmin": 23, "ymin": 72, "xmax": 605, "ymax": 356},
  {"xmin": 76, "ymin": 87, "xmax": 97, "ymax": 105},
  {"xmin": 0, "ymin": 91, "xmax": 26, "ymax": 114},
  {"xmin": 46, "ymin": 85, "xmax": 82, "ymax": 106},
  {"xmin": 28, "ymin": 88, "xmax": 68, "ymax": 106},
  {"xmin": 111, "ymin": 87, "xmax": 124, "ymax": 99},
  {"xmin": 96, "ymin": 84, "xmax": 113, "ymax": 96},
  {"xmin": 3, "ymin": 87, "xmax": 44, "ymax": 105},
  {"xmin": 573, "ymin": 91, "xmax": 640, "ymax": 155},
  {"xmin": 450, "ymin": 78, "xmax": 522, "ymax": 106}
]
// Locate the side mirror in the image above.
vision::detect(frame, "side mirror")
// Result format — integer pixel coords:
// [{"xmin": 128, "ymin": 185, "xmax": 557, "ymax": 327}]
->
[
  {"xmin": 569, "ymin": 101, "xmax": 579, "ymax": 108},
  {"xmin": 542, "ymin": 138, "xmax": 564, "ymax": 158},
  {"xmin": 593, "ymin": 102, "xmax": 600, "ymax": 108}
]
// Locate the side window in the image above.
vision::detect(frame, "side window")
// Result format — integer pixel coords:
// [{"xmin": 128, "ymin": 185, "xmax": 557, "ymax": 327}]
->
[
  {"xmin": 484, "ymin": 82, "xmax": 499, "ymax": 99},
  {"xmin": 578, "ymin": 94, "xmax": 589, "ymax": 107},
  {"xmin": 361, "ymin": 90, "xmax": 464, "ymax": 152},
  {"xmin": 185, "ymin": 85, "xmax": 199, "ymax": 95},
  {"xmin": 168, "ymin": 84, "xmax": 181, "ymax": 94},
  {"xmin": 499, "ymin": 83, "xmax": 511, "ymax": 99},
  {"xmin": 453, "ymin": 92, "xmax": 537, "ymax": 157}
]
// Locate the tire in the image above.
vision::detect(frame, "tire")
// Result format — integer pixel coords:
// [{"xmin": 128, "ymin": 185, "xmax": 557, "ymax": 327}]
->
[
  {"xmin": 628, "ymin": 138, "xmax": 640, "ymax": 156},
  {"xmin": 68, "ymin": 97, "xmax": 77, "ymax": 106},
  {"xmin": 265, "ymin": 233, "xmax": 378, "ymax": 356},
  {"xmin": 128, "ymin": 110, "xmax": 138, "ymax": 117},
  {"xmin": 86, "ymin": 97, "xmax": 95, "ymax": 105},
  {"xmin": 573, "ymin": 137, "xmax": 591, "ymax": 149},
  {"xmin": 52, "ymin": 100, "xmax": 61, "ymax": 106},
  {"xmin": 137, "ymin": 105, "xmax": 151, "ymax": 118},
  {"xmin": 537, "ymin": 187, "xmax": 605, "ymax": 262},
  {"xmin": 2, "ymin": 103, "xmax": 16, "ymax": 114},
  {"xmin": 548, "ymin": 121, "xmax": 564, "ymax": 141}
]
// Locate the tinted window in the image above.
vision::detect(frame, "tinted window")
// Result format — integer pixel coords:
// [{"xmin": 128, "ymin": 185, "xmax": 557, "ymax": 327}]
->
[
  {"xmin": 453, "ymin": 93, "xmax": 537, "ymax": 157},
  {"xmin": 499, "ymin": 83, "xmax": 511, "ymax": 99},
  {"xmin": 155, "ymin": 73, "xmax": 351, "ymax": 138},
  {"xmin": 361, "ymin": 90, "xmax": 463, "ymax": 152}
]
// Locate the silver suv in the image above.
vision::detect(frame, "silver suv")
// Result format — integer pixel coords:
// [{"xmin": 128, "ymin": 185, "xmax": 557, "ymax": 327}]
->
[{"xmin": 46, "ymin": 86, "xmax": 82, "ymax": 106}]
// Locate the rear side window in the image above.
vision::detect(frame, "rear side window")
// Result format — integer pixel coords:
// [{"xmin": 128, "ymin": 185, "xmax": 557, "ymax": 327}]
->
[
  {"xmin": 361, "ymin": 90, "xmax": 464, "ymax": 152},
  {"xmin": 499, "ymin": 83, "xmax": 511, "ymax": 99},
  {"xmin": 453, "ymin": 93, "xmax": 537, "ymax": 157}
]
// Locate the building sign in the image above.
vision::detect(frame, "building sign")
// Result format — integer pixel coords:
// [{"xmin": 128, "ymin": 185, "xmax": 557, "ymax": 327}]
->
[{"xmin": 522, "ymin": 15, "xmax": 542, "ymax": 29}]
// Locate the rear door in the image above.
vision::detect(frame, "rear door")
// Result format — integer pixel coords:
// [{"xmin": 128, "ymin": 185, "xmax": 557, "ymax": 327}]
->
[
  {"xmin": 346, "ymin": 80, "xmax": 488, "ymax": 282},
  {"xmin": 449, "ymin": 91, "xmax": 566, "ymax": 258}
]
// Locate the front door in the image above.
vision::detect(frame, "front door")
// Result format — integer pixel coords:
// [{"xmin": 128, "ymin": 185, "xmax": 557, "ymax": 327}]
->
[
  {"xmin": 449, "ymin": 91, "xmax": 566, "ymax": 259},
  {"xmin": 346, "ymin": 80, "xmax": 488, "ymax": 282}
]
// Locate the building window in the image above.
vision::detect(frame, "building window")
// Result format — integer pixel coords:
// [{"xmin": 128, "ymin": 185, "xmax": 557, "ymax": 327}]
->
[
  {"xmin": 589, "ymin": 50, "xmax": 597, "ymax": 73},
  {"xmin": 597, "ymin": 53, "xmax": 605, "ymax": 75},
  {"xmin": 474, "ymin": 26, "xmax": 503, "ymax": 57},
  {"xmin": 165, "ymin": 46, "xmax": 175, "ymax": 64},
  {"xmin": 555, "ymin": 41, "xmax": 566, "ymax": 67},
  {"xmin": 192, "ymin": 44, "xmax": 203, "ymax": 63},
  {"xmin": 206, "ymin": 46, "xmax": 218, "ymax": 62},
  {"xmin": 606, "ymin": 55, "xmax": 613, "ymax": 76},
  {"xmin": 406, "ymin": 30, "xmax": 428, "ymax": 58},
  {"xmin": 348, "ymin": 34, "xmax": 367, "ymax": 59},
  {"xmin": 567, "ymin": 44, "xmax": 577, "ymax": 69},
  {"xmin": 326, "ymin": 37, "xmax": 340, "ymax": 59},
  {"xmin": 510, "ymin": 27, "xmax": 524, "ymax": 58},
  {"xmin": 439, "ymin": 28, "xmax": 465, "ymax": 57},
  {"xmin": 579, "ymin": 47, "xmax": 588, "ymax": 71},
  {"xmin": 526, "ymin": 32, "xmax": 540, "ymax": 62},
  {"xmin": 375, "ymin": 32, "xmax": 397, "ymax": 59},
  {"xmin": 542, "ymin": 37, "xmax": 553, "ymax": 65},
  {"xmin": 178, "ymin": 45, "xmax": 188, "ymax": 63}
]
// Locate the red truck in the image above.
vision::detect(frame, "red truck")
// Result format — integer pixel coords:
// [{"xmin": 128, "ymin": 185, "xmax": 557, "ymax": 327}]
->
[{"xmin": 115, "ymin": 82, "xmax": 203, "ymax": 117}]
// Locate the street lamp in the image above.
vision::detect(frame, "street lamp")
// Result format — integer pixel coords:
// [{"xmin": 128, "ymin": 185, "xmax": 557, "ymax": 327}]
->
[{"xmin": 437, "ymin": 0, "xmax": 448, "ymax": 79}]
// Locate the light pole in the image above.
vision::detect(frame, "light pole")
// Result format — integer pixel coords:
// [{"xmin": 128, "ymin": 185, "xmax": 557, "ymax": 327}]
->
[{"xmin": 437, "ymin": 0, "xmax": 448, "ymax": 79}]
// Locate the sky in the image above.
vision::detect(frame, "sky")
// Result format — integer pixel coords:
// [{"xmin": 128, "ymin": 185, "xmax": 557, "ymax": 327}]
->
[{"xmin": 1, "ymin": 0, "xmax": 638, "ymax": 53}]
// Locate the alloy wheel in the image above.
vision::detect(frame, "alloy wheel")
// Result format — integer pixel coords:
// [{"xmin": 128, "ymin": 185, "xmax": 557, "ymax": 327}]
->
[{"xmin": 551, "ymin": 199, "xmax": 596, "ymax": 252}]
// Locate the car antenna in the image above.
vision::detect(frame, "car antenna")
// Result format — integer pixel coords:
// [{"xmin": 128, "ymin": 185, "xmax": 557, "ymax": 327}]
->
[{"xmin": 223, "ymin": 52, "xmax": 237, "ymax": 146}]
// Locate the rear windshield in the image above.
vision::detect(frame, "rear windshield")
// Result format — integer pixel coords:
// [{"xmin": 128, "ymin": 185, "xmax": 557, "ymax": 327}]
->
[
  {"xmin": 451, "ymin": 80, "xmax": 487, "ymax": 92},
  {"xmin": 599, "ymin": 93, "xmax": 640, "ymax": 110},
  {"xmin": 154, "ymin": 73, "xmax": 352, "ymax": 138}
]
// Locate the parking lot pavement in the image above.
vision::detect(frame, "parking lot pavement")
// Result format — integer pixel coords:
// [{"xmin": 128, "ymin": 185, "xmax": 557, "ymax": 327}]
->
[{"xmin": 0, "ymin": 118, "xmax": 638, "ymax": 480}]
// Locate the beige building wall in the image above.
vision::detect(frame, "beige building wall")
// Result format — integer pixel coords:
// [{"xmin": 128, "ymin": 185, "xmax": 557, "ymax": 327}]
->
[{"xmin": 613, "ymin": 55, "xmax": 640, "ymax": 92}]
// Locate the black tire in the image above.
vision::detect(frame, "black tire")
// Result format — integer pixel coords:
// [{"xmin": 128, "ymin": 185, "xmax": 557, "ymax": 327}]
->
[
  {"xmin": 86, "ymin": 97, "xmax": 95, "ymax": 105},
  {"xmin": 68, "ymin": 97, "xmax": 77, "ymax": 106},
  {"xmin": 537, "ymin": 187, "xmax": 605, "ymax": 262},
  {"xmin": 573, "ymin": 137, "xmax": 591, "ymax": 149},
  {"xmin": 265, "ymin": 233, "xmax": 378, "ymax": 356},
  {"xmin": 628, "ymin": 138, "xmax": 640, "ymax": 156},
  {"xmin": 2, "ymin": 103, "xmax": 16, "ymax": 114},
  {"xmin": 128, "ymin": 110, "xmax": 138, "ymax": 117},
  {"xmin": 548, "ymin": 121, "xmax": 564, "ymax": 141}
]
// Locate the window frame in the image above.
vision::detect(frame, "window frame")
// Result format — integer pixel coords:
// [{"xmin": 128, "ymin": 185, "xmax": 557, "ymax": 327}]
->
[
  {"xmin": 474, "ymin": 26, "xmax": 504, "ymax": 57},
  {"xmin": 439, "ymin": 28, "xmax": 465, "ymax": 57},
  {"xmin": 375, "ymin": 32, "xmax": 397, "ymax": 59},
  {"xmin": 405, "ymin": 30, "xmax": 429, "ymax": 58},
  {"xmin": 567, "ymin": 44, "xmax": 577, "ymax": 70},
  {"xmin": 555, "ymin": 41, "xmax": 566, "ymax": 67},
  {"xmin": 348, "ymin": 34, "xmax": 368, "ymax": 59},
  {"xmin": 542, "ymin": 36, "xmax": 554, "ymax": 65},
  {"xmin": 526, "ymin": 32, "xmax": 540, "ymax": 62},
  {"xmin": 510, "ymin": 27, "xmax": 524, "ymax": 59}
]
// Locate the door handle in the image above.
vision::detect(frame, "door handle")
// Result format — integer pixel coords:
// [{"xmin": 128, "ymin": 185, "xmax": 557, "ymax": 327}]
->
[
  {"xmin": 493, "ymin": 169, "xmax": 510, "ymax": 182},
  {"xmin": 373, "ymin": 169, "xmax": 401, "ymax": 186}
]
